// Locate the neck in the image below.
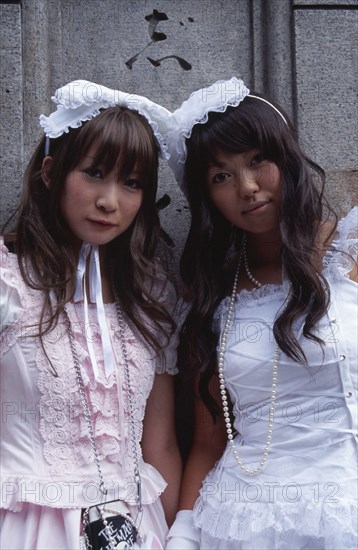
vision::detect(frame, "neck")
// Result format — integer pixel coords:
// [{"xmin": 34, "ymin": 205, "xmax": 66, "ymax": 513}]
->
[
  {"xmin": 244, "ymin": 230, "xmax": 282, "ymax": 267},
  {"xmin": 236, "ymin": 229, "xmax": 283, "ymax": 289}
]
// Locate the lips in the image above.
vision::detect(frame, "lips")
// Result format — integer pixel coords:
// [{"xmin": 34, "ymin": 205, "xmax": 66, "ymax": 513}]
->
[
  {"xmin": 242, "ymin": 201, "xmax": 270, "ymax": 214},
  {"xmin": 87, "ymin": 219, "xmax": 117, "ymax": 227}
]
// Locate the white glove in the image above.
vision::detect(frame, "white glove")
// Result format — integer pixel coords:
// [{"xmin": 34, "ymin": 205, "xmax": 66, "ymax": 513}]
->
[{"xmin": 166, "ymin": 510, "xmax": 200, "ymax": 549}]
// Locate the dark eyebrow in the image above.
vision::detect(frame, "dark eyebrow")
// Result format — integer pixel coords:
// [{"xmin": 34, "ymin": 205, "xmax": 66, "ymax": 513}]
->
[{"xmin": 208, "ymin": 160, "xmax": 226, "ymax": 169}]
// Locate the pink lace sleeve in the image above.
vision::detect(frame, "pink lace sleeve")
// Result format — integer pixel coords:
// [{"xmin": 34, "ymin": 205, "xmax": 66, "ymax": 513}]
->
[{"xmin": 0, "ymin": 237, "xmax": 24, "ymax": 330}]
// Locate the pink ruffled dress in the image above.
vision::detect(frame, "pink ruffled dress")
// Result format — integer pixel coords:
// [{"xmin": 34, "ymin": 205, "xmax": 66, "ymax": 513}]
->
[
  {"xmin": 193, "ymin": 208, "xmax": 358, "ymax": 549},
  {"xmin": 0, "ymin": 239, "xmax": 178, "ymax": 549}
]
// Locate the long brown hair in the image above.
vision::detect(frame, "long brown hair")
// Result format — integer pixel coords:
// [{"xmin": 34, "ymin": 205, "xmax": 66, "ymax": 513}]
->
[
  {"xmin": 179, "ymin": 94, "xmax": 337, "ymax": 416},
  {"xmin": 6, "ymin": 107, "xmax": 176, "ymax": 364}
]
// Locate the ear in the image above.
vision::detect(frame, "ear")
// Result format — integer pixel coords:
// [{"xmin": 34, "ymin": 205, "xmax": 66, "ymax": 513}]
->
[{"xmin": 41, "ymin": 156, "xmax": 53, "ymax": 189}]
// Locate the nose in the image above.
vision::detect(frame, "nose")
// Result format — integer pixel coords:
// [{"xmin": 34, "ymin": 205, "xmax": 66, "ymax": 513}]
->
[
  {"xmin": 235, "ymin": 168, "xmax": 260, "ymax": 198},
  {"xmin": 95, "ymin": 182, "xmax": 118, "ymax": 213}
]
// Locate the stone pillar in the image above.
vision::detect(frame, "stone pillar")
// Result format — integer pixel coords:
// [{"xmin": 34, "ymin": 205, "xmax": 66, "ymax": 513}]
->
[
  {"xmin": 294, "ymin": 0, "xmax": 358, "ymax": 216},
  {"xmin": 1, "ymin": 0, "xmax": 356, "ymax": 237}
]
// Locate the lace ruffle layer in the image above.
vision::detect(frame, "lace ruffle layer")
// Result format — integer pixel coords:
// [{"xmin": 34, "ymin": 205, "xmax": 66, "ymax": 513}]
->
[
  {"xmin": 37, "ymin": 303, "xmax": 155, "ymax": 479},
  {"xmin": 194, "ymin": 493, "xmax": 358, "ymax": 549},
  {"xmin": 1, "ymin": 463, "xmax": 166, "ymax": 511}
]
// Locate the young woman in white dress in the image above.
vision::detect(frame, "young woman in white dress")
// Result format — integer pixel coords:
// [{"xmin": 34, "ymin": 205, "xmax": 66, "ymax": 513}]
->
[{"xmin": 165, "ymin": 77, "xmax": 357, "ymax": 549}]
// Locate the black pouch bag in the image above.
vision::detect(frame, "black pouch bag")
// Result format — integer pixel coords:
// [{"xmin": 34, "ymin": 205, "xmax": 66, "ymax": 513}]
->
[{"xmin": 83, "ymin": 499, "xmax": 139, "ymax": 549}]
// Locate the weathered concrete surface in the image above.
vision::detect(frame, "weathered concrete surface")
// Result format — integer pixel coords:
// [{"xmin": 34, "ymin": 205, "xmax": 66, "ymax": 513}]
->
[
  {"xmin": 1, "ymin": 0, "xmax": 356, "ymax": 266},
  {"xmin": 0, "ymin": 4, "xmax": 23, "ymax": 226},
  {"xmin": 294, "ymin": 6, "xmax": 358, "ymax": 213}
]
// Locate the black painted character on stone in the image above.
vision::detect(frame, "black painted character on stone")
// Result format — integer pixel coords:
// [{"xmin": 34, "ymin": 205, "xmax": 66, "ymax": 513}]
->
[{"xmin": 126, "ymin": 9, "xmax": 192, "ymax": 71}]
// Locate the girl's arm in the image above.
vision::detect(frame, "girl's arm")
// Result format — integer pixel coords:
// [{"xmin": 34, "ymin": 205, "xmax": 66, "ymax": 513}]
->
[
  {"xmin": 179, "ymin": 374, "xmax": 227, "ymax": 510},
  {"xmin": 142, "ymin": 372, "xmax": 182, "ymax": 527},
  {"xmin": 166, "ymin": 375, "xmax": 227, "ymax": 548}
]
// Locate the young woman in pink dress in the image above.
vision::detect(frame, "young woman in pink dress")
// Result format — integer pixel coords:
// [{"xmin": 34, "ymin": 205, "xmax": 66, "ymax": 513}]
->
[{"xmin": 1, "ymin": 80, "xmax": 181, "ymax": 549}]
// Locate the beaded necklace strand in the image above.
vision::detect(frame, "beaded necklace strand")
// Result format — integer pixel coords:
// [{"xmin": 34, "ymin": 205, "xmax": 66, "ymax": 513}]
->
[{"xmin": 218, "ymin": 238, "xmax": 290, "ymax": 475}]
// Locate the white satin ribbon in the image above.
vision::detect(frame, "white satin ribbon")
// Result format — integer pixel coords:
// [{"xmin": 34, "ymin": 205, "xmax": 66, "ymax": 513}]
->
[{"xmin": 74, "ymin": 243, "xmax": 115, "ymax": 380}]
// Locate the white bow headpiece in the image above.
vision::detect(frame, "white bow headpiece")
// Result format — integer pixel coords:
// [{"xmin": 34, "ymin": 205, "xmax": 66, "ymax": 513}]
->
[{"xmin": 39, "ymin": 79, "xmax": 172, "ymax": 159}]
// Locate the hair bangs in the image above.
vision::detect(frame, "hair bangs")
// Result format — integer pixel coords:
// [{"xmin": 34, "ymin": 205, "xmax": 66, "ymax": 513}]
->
[
  {"xmin": 188, "ymin": 107, "xmax": 264, "ymax": 181},
  {"xmin": 193, "ymin": 99, "xmax": 289, "ymax": 171},
  {"xmin": 73, "ymin": 107, "xmax": 158, "ymax": 185}
]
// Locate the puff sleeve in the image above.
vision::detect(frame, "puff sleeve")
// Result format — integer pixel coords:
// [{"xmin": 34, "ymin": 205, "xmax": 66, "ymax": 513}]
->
[{"xmin": 323, "ymin": 207, "xmax": 358, "ymax": 279}]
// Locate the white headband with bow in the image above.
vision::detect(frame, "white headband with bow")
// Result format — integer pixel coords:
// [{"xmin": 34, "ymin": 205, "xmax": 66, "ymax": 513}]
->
[{"xmin": 39, "ymin": 79, "xmax": 172, "ymax": 159}]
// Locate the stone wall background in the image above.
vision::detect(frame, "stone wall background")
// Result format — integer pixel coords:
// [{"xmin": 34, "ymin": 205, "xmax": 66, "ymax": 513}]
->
[{"xmin": 1, "ymin": 0, "xmax": 357, "ymax": 271}]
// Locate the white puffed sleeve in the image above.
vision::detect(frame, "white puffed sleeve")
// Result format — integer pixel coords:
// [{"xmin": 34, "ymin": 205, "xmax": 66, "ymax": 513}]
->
[{"xmin": 323, "ymin": 207, "xmax": 358, "ymax": 279}]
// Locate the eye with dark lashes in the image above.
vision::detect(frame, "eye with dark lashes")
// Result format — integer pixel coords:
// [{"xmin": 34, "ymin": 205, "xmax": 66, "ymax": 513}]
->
[
  {"xmin": 212, "ymin": 172, "xmax": 231, "ymax": 184},
  {"xmin": 84, "ymin": 167, "xmax": 103, "ymax": 178},
  {"xmin": 124, "ymin": 178, "xmax": 143, "ymax": 189}
]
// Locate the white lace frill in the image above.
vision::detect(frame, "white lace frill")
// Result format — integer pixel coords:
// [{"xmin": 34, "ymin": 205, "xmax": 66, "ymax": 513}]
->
[
  {"xmin": 194, "ymin": 488, "xmax": 357, "ymax": 550},
  {"xmin": 39, "ymin": 79, "xmax": 171, "ymax": 159},
  {"xmin": 322, "ymin": 206, "xmax": 358, "ymax": 279},
  {"xmin": 166, "ymin": 77, "xmax": 250, "ymax": 193}
]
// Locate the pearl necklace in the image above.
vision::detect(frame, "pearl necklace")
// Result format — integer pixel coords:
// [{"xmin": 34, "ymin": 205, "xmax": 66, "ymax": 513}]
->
[
  {"xmin": 218, "ymin": 246, "xmax": 289, "ymax": 476},
  {"xmin": 242, "ymin": 236, "xmax": 262, "ymax": 288}
]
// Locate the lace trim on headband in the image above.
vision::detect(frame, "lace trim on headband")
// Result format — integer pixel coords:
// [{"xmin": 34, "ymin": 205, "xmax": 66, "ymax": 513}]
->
[
  {"xmin": 39, "ymin": 80, "xmax": 171, "ymax": 159},
  {"xmin": 39, "ymin": 104, "xmax": 169, "ymax": 160},
  {"xmin": 39, "ymin": 105, "xmax": 108, "ymax": 138},
  {"xmin": 171, "ymin": 77, "xmax": 249, "ymax": 144}
]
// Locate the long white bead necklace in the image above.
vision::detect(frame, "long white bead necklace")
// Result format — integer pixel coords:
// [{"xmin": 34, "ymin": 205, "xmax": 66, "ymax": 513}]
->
[
  {"xmin": 242, "ymin": 235, "xmax": 262, "ymax": 288},
  {"xmin": 218, "ymin": 240, "xmax": 289, "ymax": 476}
]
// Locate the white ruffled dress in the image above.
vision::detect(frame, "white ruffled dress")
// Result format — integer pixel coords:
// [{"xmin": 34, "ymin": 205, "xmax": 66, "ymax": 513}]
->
[
  {"xmin": 193, "ymin": 207, "xmax": 358, "ymax": 549},
  {"xmin": 0, "ymin": 239, "xmax": 178, "ymax": 549}
]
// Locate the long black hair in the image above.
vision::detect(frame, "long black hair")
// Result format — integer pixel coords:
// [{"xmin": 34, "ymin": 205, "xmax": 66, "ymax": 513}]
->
[{"xmin": 179, "ymin": 93, "xmax": 337, "ymax": 417}]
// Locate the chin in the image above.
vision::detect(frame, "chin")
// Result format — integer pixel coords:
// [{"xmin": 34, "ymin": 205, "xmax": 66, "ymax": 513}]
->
[{"xmin": 74, "ymin": 235, "xmax": 116, "ymax": 247}]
